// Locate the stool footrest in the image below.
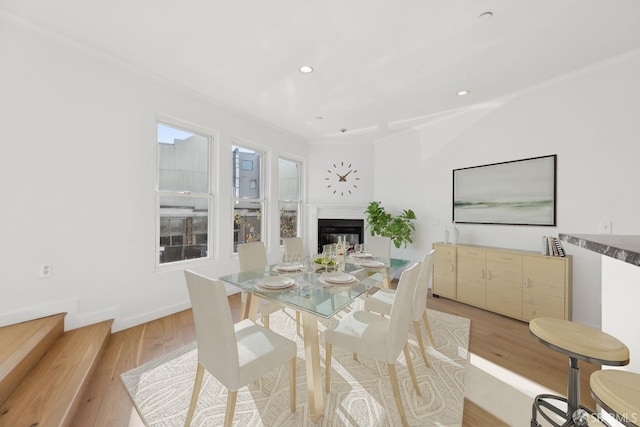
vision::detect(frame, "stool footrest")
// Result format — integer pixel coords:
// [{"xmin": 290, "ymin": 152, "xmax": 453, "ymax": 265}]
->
[{"xmin": 531, "ymin": 394, "xmax": 610, "ymax": 427}]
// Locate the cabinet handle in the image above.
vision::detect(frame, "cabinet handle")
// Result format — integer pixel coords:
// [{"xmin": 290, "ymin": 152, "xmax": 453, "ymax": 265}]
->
[
  {"xmin": 481, "ymin": 269, "xmax": 485, "ymax": 279},
  {"xmin": 524, "ymin": 277, "xmax": 530, "ymax": 287},
  {"xmin": 450, "ymin": 263, "xmax": 454, "ymax": 273},
  {"xmin": 487, "ymin": 270, "xmax": 493, "ymax": 279}
]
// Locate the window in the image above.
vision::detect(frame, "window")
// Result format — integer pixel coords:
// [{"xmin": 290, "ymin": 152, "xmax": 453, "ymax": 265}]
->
[
  {"xmin": 278, "ymin": 157, "xmax": 302, "ymax": 240},
  {"xmin": 232, "ymin": 145, "xmax": 265, "ymax": 252},
  {"xmin": 157, "ymin": 122, "xmax": 213, "ymax": 265}
]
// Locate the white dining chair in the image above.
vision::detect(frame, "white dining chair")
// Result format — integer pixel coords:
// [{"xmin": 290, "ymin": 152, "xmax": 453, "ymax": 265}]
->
[
  {"xmin": 282, "ymin": 236, "xmax": 304, "ymax": 260},
  {"xmin": 324, "ymin": 262, "xmax": 422, "ymax": 427},
  {"xmin": 366, "ymin": 235, "xmax": 391, "ymax": 258},
  {"xmin": 184, "ymin": 270, "xmax": 297, "ymax": 427},
  {"xmin": 238, "ymin": 241, "xmax": 300, "ymax": 334},
  {"xmin": 364, "ymin": 250, "xmax": 437, "ymax": 367}
]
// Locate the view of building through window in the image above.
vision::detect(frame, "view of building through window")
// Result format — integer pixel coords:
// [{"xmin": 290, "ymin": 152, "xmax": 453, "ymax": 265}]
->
[
  {"xmin": 233, "ymin": 145, "xmax": 264, "ymax": 252},
  {"xmin": 279, "ymin": 157, "xmax": 301, "ymax": 240},
  {"xmin": 157, "ymin": 122, "xmax": 212, "ymax": 264}
]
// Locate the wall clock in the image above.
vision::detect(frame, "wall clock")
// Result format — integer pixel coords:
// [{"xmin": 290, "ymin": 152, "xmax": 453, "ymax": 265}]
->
[{"xmin": 325, "ymin": 161, "xmax": 360, "ymax": 196}]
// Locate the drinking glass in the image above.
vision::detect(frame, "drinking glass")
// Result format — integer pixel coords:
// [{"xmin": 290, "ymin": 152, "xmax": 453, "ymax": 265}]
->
[{"xmin": 321, "ymin": 245, "xmax": 333, "ymax": 272}]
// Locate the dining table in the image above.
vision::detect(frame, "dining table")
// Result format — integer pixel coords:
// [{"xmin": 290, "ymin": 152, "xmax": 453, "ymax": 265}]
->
[{"xmin": 219, "ymin": 255, "xmax": 413, "ymax": 422}]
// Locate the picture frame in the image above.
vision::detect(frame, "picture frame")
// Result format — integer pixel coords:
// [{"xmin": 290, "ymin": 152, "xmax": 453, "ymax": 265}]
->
[{"xmin": 453, "ymin": 154, "xmax": 557, "ymax": 226}]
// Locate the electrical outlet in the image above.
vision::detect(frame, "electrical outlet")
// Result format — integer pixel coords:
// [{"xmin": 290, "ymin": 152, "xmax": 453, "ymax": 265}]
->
[{"xmin": 40, "ymin": 263, "xmax": 53, "ymax": 278}]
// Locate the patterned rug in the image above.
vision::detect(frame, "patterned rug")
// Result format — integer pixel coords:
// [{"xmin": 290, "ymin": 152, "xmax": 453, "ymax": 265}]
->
[{"xmin": 121, "ymin": 305, "xmax": 470, "ymax": 426}]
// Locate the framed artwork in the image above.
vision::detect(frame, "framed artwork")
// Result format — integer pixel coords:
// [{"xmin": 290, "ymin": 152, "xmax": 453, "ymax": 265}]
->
[{"xmin": 453, "ymin": 154, "xmax": 557, "ymax": 226}]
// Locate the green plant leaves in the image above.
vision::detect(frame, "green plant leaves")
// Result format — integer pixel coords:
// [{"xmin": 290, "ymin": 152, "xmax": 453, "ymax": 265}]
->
[{"xmin": 364, "ymin": 201, "xmax": 417, "ymax": 248}]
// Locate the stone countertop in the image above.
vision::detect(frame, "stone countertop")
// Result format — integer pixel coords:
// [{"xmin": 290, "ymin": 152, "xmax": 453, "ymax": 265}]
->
[{"xmin": 559, "ymin": 234, "xmax": 640, "ymax": 267}]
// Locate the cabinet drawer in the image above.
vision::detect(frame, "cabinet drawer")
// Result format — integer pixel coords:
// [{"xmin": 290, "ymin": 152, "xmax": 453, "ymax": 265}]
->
[
  {"xmin": 487, "ymin": 251, "xmax": 523, "ymax": 266},
  {"xmin": 458, "ymin": 247, "xmax": 486, "ymax": 262},
  {"xmin": 434, "ymin": 243, "xmax": 456, "ymax": 259},
  {"xmin": 523, "ymin": 256, "xmax": 565, "ymax": 283}
]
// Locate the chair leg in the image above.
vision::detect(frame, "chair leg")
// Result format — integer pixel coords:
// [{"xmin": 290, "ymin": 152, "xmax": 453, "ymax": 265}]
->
[
  {"xmin": 263, "ymin": 313, "xmax": 270, "ymax": 329},
  {"xmin": 422, "ymin": 311, "xmax": 435, "ymax": 346},
  {"xmin": 388, "ymin": 363, "xmax": 409, "ymax": 427},
  {"xmin": 290, "ymin": 358, "xmax": 296, "ymax": 413},
  {"xmin": 224, "ymin": 390, "xmax": 238, "ymax": 427},
  {"xmin": 403, "ymin": 344, "xmax": 422, "ymax": 396},
  {"xmin": 184, "ymin": 364, "xmax": 205, "ymax": 427},
  {"xmin": 239, "ymin": 291, "xmax": 248, "ymax": 319},
  {"xmin": 413, "ymin": 321, "xmax": 431, "ymax": 368},
  {"xmin": 296, "ymin": 311, "xmax": 301, "ymax": 336},
  {"xmin": 353, "ymin": 352, "xmax": 358, "ymax": 361},
  {"xmin": 325, "ymin": 343, "xmax": 332, "ymax": 392}
]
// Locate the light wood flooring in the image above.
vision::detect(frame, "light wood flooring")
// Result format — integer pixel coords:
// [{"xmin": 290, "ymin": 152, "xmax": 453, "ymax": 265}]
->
[{"xmin": 70, "ymin": 291, "xmax": 599, "ymax": 426}]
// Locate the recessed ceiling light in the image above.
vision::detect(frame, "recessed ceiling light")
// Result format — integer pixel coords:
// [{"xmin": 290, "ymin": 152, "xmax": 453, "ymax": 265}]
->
[
  {"xmin": 457, "ymin": 90, "xmax": 471, "ymax": 96},
  {"xmin": 479, "ymin": 11, "xmax": 493, "ymax": 20},
  {"xmin": 299, "ymin": 65, "xmax": 313, "ymax": 73},
  {"xmin": 316, "ymin": 116, "xmax": 323, "ymax": 120}
]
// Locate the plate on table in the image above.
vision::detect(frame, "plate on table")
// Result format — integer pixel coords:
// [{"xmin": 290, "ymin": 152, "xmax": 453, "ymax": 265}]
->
[
  {"xmin": 350, "ymin": 252, "xmax": 373, "ymax": 259},
  {"xmin": 321, "ymin": 271, "xmax": 357, "ymax": 284},
  {"xmin": 256, "ymin": 282, "xmax": 298, "ymax": 293},
  {"xmin": 314, "ymin": 258, "xmax": 336, "ymax": 269},
  {"xmin": 273, "ymin": 263, "xmax": 303, "ymax": 272},
  {"xmin": 356, "ymin": 259, "xmax": 386, "ymax": 268},
  {"xmin": 256, "ymin": 276, "xmax": 295, "ymax": 289}
]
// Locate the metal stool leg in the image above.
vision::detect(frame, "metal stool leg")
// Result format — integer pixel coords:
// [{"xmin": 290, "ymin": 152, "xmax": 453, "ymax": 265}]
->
[{"xmin": 531, "ymin": 357, "xmax": 610, "ymax": 427}]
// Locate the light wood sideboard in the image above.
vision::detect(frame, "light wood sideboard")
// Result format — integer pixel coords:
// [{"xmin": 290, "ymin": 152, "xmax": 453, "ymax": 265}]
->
[{"xmin": 432, "ymin": 242, "xmax": 572, "ymax": 321}]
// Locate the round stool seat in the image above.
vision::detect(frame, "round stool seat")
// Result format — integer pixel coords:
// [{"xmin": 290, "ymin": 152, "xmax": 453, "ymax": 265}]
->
[
  {"xmin": 591, "ymin": 370, "xmax": 640, "ymax": 426},
  {"xmin": 529, "ymin": 318, "xmax": 629, "ymax": 365}
]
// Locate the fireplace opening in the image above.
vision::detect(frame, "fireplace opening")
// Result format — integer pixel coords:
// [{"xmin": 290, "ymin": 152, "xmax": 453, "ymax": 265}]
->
[{"xmin": 317, "ymin": 219, "xmax": 364, "ymax": 253}]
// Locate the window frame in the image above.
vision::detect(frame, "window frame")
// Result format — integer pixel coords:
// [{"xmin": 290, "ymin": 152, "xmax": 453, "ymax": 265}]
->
[
  {"xmin": 278, "ymin": 156, "xmax": 303, "ymax": 243},
  {"xmin": 155, "ymin": 119, "xmax": 216, "ymax": 269},
  {"xmin": 232, "ymin": 141, "xmax": 268, "ymax": 253}
]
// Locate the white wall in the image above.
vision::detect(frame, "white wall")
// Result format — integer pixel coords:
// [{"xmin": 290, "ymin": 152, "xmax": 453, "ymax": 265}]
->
[
  {"xmin": 373, "ymin": 52, "xmax": 640, "ymax": 328},
  {"xmin": 307, "ymin": 142, "xmax": 375, "ymax": 206},
  {"xmin": 0, "ymin": 14, "xmax": 307, "ymax": 332}
]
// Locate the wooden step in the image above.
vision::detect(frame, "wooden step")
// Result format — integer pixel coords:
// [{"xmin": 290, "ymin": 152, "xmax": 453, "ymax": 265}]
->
[
  {"xmin": 0, "ymin": 318, "xmax": 113, "ymax": 427},
  {"xmin": 0, "ymin": 313, "xmax": 66, "ymax": 407}
]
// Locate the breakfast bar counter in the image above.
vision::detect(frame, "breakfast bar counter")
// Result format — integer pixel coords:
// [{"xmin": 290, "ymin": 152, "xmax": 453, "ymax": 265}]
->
[{"xmin": 559, "ymin": 233, "xmax": 640, "ymax": 373}]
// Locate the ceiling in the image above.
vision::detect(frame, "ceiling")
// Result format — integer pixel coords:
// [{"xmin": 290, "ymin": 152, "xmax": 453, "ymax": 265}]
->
[{"xmin": 2, "ymin": 0, "xmax": 640, "ymax": 143}]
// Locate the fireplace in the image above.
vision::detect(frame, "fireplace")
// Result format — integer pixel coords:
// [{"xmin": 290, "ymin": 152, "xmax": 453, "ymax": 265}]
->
[{"xmin": 317, "ymin": 219, "xmax": 364, "ymax": 253}]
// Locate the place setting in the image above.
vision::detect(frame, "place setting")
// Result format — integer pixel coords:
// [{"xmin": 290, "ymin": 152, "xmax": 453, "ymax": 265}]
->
[
  {"xmin": 318, "ymin": 271, "xmax": 359, "ymax": 287},
  {"xmin": 272, "ymin": 262, "xmax": 304, "ymax": 273},
  {"xmin": 255, "ymin": 276, "xmax": 298, "ymax": 292}
]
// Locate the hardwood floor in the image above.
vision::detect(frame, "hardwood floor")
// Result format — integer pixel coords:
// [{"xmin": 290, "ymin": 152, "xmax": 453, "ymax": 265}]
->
[{"xmin": 70, "ymin": 292, "xmax": 598, "ymax": 426}]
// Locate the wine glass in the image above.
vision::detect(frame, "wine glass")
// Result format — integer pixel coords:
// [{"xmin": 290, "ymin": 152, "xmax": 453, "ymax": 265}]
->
[{"xmin": 321, "ymin": 246, "xmax": 332, "ymax": 273}]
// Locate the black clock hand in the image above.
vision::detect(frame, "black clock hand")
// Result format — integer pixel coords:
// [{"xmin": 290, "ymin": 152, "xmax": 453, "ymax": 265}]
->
[
  {"xmin": 342, "ymin": 170, "xmax": 353, "ymax": 180},
  {"xmin": 336, "ymin": 172, "xmax": 346, "ymax": 182}
]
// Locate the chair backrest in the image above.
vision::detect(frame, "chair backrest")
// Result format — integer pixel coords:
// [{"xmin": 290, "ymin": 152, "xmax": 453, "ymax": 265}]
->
[
  {"xmin": 237, "ymin": 241, "xmax": 268, "ymax": 272},
  {"xmin": 412, "ymin": 249, "xmax": 436, "ymax": 322},
  {"xmin": 184, "ymin": 270, "xmax": 240, "ymax": 389},
  {"xmin": 386, "ymin": 262, "xmax": 421, "ymax": 361},
  {"xmin": 367, "ymin": 235, "xmax": 391, "ymax": 258},
  {"xmin": 283, "ymin": 237, "xmax": 304, "ymax": 259}
]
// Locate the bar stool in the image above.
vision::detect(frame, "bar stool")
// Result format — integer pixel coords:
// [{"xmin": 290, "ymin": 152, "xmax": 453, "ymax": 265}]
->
[
  {"xmin": 529, "ymin": 317, "xmax": 629, "ymax": 427},
  {"xmin": 590, "ymin": 369, "xmax": 640, "ymax": 427}
]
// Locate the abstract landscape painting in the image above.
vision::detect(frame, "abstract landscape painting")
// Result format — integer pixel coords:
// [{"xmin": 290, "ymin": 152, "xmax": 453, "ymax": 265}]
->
[{"xmin": 453, "ymin": 155, "xmax": 556, "ymax": 225}]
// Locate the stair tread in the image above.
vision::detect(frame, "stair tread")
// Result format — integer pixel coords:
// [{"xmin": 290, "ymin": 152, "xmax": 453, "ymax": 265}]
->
[
  {"xmin": 0, "ymin": 319, "xmax": 113, "ymax": 427},
  {"xmin": 0, "ymin": 313, "xmax": 65, "ymax": 406}
]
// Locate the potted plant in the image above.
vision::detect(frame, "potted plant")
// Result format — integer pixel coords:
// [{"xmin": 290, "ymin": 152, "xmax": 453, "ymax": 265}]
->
[{"xmin": 364, "ymin": 201, "xmax": 417, "ymax": 248}]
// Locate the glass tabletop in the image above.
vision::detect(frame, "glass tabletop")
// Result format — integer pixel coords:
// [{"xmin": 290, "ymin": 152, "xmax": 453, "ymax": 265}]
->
[{"xmin": 219, "ymin": 257, "xmax": 412, "ymax": 319}]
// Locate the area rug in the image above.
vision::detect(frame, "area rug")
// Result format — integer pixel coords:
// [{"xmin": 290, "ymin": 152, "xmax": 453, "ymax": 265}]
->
[{"xmin": 121, "ymin": 305, "xmax": 470, "ymax": 426}]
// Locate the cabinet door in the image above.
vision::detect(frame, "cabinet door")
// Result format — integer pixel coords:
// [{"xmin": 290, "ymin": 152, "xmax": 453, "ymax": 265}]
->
[
  {"xmin": 456, "ymin": 247, "xmax": 486, "ymax": 308},
  {"xmin": 433, "ymin": 244, "xmax": 456, "ymax": 299},
  {"xmin": 523, "ymin": 256, "xmax": 567, "ymax": 320},
  {"xmin": 486, "ymin": 251, "xmax": 523, "ymax": 319}
]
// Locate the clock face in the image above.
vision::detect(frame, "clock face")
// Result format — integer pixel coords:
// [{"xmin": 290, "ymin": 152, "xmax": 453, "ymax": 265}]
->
[{"xmin": 325, "ymin": 161, "xmax": 360, "ymax": 196}]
